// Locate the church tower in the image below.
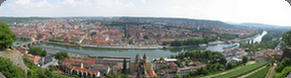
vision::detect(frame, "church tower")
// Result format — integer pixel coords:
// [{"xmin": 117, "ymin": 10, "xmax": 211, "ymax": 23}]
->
[{"xmin": 143, "ymin": 53, "xmax": 147, "ymax": 63}]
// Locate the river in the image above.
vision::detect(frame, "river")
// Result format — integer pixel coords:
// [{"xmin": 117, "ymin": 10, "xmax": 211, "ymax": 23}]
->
[
  {"xmin": 30, "ymin": 31, "xmax": 267, "ymax": 60},
  {"xmin": 252, "ymin": 31, "xmax": 268, "ymax": 43}
]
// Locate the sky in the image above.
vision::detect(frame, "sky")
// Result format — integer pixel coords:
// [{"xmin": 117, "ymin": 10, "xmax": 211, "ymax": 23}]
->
[{"xmin": 0, "ymin": 0, "xmax": 290, "ymax": 26}]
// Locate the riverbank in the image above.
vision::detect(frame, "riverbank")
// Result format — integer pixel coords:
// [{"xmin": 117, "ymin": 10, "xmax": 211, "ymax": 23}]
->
[{"xmin": 43, "ymin": 41, "xmax": 164, "ymax": 49}]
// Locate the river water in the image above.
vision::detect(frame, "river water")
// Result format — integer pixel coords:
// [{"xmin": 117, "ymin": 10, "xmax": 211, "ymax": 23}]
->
[
  {"xmin": 252, "ymin": 31, "xmax": 268, "ymax": 43},
  {"xmin": 31, "ymin": 31, "xmax": 267, "ymax": 60}
]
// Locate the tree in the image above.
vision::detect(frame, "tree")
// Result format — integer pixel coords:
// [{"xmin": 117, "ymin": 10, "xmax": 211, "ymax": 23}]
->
[
  {"xmin": 143, "ymin": 35, "xmax": 149, "ymax": 40},
  {"xmin": 270, "ymin": 58, "xmax": 275, "ymax": 66},
  {"xmin": 160, "ymin": 57, "xmax": 165, "ymax": 61},
  {"xmin": 0, "ymin": 22, "xmax": 16, "ymax": 50},
  {"xmin": 275, "ymin": 57, "xmax": 291, "ymax": 72},
  {"xmin": 283, "ymin": 31, "xmax": 291, "ymax": 46},
  {"xmin": 28, "ymin": 47, "xmax": 47, "ymax": 57},
  {"xmin": 122, "ymin": 58, "xmax": 127, "ymax": 74},
  {"xmin": 242, "ymin": 56, "xmax": 248, "ymax": 64},
  {"xmin": 54, "ymin": 51, "xmax": 69, "ymax": 60}
]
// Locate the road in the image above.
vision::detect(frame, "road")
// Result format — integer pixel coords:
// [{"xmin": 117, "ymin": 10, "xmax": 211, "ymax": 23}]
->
[{"xmin": 40, "ymin": 58, "xmax": 58, "ymax": 68}]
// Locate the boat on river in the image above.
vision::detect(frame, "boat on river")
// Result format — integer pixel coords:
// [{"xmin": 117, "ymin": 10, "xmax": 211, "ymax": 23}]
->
[{"xmin": 223, "ymin": 43, "xmax": 239, "ymax": 49}]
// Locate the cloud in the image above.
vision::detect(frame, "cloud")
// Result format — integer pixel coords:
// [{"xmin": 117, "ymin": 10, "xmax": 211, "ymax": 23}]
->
[
  {"xmin": 141, "ymin": 0, "xmax": 146, "ymax": 4},
  {"xmin": 15, "ymin": 0, "xmax": 31, "ymax": 5}
]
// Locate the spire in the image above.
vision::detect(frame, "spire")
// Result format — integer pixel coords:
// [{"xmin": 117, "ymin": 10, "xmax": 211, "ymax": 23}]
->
[
  {"xmin": 143, "ymin": 53, "xmax": 147, "ymax": 60},
  {"xmin": 135, "ymin": 54, "xmax": 140, "ymax": 63},
  {"xmin": 143, "ymin": 53, "xmax": 147, "ymax": 63}
]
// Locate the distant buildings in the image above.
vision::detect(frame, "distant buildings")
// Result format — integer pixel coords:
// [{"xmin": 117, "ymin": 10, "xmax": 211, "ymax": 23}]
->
[
  {"xmin": 223, "ymin": 48, "xmax": 247, "ymax": 62},
  {"xmin": 153, "ymin": 58, "xmax": 205, "ymax": 77},
  {"xmin": 10, "ymin": 17, "xmax": 258, "ymax": 46}
]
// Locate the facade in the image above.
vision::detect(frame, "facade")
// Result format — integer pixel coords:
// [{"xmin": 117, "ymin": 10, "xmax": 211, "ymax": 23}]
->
[{"xmin": 58, "ymin": 58, "xmax": 121, "ymax": 77}]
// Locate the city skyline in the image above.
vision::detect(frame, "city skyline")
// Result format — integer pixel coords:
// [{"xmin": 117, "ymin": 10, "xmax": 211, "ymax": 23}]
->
[{"xmin": 0, "ymin": 0, "xmax": 290, "ymax": 26}]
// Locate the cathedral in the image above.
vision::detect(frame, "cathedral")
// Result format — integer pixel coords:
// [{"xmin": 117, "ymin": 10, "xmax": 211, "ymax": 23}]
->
[{"xmin": 129, "ymin": 54, "xmax": 157, "ymax": 78}]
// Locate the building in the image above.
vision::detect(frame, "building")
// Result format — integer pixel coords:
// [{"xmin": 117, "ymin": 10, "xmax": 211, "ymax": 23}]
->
[
  {"xmin": 22, "ymin": 54, "xmax": 41, "ymax": 64},
  {"xmin": 58, "ymin": 58, "xmax": 118, "ymax": 78},
  {"xmin": 129, "ymin": 54, "xmax": 157, "ymax": 78}
]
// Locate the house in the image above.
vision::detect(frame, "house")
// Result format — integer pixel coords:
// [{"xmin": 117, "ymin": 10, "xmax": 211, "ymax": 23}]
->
[
  {"xmin": 229, "ymin": 57, "xmax": 242, "ymax": 63},
  {"xmin": 22, "ymin": 54, "xmax": 41, "ymax": 64},
  {"xmin": 58, "ymin": 58, "xmax": 116, "ymax": 77}
]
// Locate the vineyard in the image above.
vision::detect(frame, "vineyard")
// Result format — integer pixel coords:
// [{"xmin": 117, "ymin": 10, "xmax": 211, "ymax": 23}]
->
[
  {"xmin": 247, "ymin": 66, "xmax": 270, "ymax": 78},
  {"xmin": 213, "ymin": 62, "xmax": 267, "ymax": 78}
]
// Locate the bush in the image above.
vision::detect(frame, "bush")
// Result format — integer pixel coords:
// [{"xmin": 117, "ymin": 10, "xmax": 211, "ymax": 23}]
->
[{"xmin": 242, "ymin": 56, "xmax": 248, "ymax": 64}]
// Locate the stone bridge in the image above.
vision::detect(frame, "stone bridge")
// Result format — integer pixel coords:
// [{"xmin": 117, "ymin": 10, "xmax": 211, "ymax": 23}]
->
[{"xmin": 15, "ymin": 39, "xmax": 45, "ymax": 48}]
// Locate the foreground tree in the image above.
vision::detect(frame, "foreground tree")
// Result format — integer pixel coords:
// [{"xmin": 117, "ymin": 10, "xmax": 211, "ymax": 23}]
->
[
  {"xmin": 283, "ymin": 31, "xmax": 291, "ymax": 46},
  {"xmin": 0, "ymin": 22, "xmax": 16, "ymax": 50}
]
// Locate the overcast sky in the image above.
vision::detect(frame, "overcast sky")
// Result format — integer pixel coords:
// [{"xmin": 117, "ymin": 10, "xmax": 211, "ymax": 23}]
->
[{"xmin": 0, "ymin": 0, "xmax": 290, "ymax": 26}]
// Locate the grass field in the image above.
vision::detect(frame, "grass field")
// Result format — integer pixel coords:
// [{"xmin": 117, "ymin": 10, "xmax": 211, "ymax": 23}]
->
[
  {"xmin": 213, "ymin": 62, "xmax": 267, "ymax": 78},
  {"xmin": 246, "ymin": 66, "xmax": 270, "ymax": 78}
]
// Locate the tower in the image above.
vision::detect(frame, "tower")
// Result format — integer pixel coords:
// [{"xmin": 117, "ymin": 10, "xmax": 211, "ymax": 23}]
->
[
  {"xmin": 81, "ymin": 63, "xmax": 84, "ymax": 69},
  {"xmin": 143, "ymin": 53, "xmax": 147, "ymax": 63},
  {"xmin": 135, "ymin": 54, "xmax": 140, "ymax": 64}
]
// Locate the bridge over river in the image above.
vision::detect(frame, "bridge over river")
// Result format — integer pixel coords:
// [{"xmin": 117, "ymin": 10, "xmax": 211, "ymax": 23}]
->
[{"xmin": 14, "ymin": 39, "xmax": 45, "ymax": 49}]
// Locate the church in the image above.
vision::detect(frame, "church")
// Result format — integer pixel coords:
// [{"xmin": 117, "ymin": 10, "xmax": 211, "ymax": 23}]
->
[{"xmin": 129, "ymin": 54, "xmax": 157, "ymax": 78}]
